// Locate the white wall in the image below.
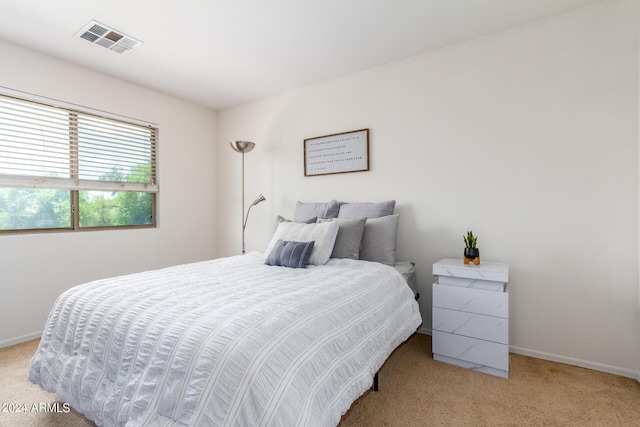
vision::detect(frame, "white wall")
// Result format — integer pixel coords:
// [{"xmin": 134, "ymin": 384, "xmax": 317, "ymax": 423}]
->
[
  {"xmin": 0, "ymin": 40, "xmax": 218, "ymax": 346},
  {"xmin": 217, "ymin": 1, "xmax": 640, "ymax": 378}
]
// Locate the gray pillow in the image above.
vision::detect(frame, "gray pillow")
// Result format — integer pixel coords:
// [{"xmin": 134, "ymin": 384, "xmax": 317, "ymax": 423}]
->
[
  {"xmin": 265, "ymin": 240, "xmax": 315, "ymax": 268},
  {"xmin": 317, "ymin": 217, "xmax": 366, "ymax": 259},
  {"xmin": 337, "ymin": 200, "xmax": 396, "ymax": 219},
  {"xmin": 360, "ymin": 214, "xmax": 399, "ymax": 266},
  {"xmin": 276, "ymin": 215, "xmax": 317, "ymax": 225},
  {"xmin": 294, "ymin": 200, "xmax": 341, "ymax": 221}
]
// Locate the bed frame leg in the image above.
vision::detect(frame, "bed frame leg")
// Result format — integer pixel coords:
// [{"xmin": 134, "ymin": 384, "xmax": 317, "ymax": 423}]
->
[{"xmin": 373, "ymin": 372, "xmax": 378, "ymax": 392}]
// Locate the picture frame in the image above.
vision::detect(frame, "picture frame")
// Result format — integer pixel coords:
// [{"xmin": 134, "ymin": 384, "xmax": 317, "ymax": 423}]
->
[{"xmin": 303, "ymin": 128, "xmax": 369, "ymax": 177}]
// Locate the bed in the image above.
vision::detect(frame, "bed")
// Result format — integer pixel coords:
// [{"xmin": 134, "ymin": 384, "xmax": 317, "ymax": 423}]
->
[{"xmin": 29, "ymin": 200, "xmax": 422, "ymax": 426}]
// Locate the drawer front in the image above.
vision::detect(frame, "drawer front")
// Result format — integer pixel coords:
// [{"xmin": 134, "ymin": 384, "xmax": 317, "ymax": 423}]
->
[
  {"xmin": 433, "ymin": 330, "xmax": 509, "ymax": 371},
  {"xmin": 433, "ymin": 282, "xmax": 508, "ymax": 318},
  {"xmin": 438, "ymin": 275, "xmax": 506, "ymax": 292},
  {"xmin": 432, "ymin": 307, "xmax": 508, "ymax": 344}
]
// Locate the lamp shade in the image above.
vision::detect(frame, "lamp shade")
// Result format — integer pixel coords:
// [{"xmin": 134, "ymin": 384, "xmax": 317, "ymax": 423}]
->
[
  {"xmin": 230, "ymin": 140, "xmax": 255, "ymax": 153},
  {"xmin": 250, "ymin": 194, "xmax": 266, "ymax": 206}
]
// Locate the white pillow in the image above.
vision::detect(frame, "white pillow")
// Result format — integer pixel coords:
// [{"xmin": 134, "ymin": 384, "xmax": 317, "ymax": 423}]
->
[{"xmin": 265, "ymin": 221, "xmax": 339, "ymax": 265}]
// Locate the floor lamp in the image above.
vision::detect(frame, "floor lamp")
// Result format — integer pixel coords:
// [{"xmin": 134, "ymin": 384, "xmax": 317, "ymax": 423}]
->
[{"xmin": 230, "ymin": 140, "xmax": 266, "ymax": 254}]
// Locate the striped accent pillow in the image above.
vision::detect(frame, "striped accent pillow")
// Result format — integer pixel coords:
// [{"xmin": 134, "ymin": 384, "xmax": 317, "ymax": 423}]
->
[{"xmin": 265, "ymin": 240, "xmax": 315, "ymax": 268}]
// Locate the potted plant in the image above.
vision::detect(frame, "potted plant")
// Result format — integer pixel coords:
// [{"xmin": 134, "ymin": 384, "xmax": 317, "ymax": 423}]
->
[{"xmin": 463, "ymin": 230, "xmax": 480, "ymax": 265}]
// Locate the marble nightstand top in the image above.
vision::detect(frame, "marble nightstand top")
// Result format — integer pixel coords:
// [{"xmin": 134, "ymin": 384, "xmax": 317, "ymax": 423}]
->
[{"xmin": 433, "ymin": 258, "xmax": 509, "ymax": 283}]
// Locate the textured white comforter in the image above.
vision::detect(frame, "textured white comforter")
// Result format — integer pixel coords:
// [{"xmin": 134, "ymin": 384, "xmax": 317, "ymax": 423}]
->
[{"xmin": 29, "ymin": 253, "xmax": 422, "ymax": 427}]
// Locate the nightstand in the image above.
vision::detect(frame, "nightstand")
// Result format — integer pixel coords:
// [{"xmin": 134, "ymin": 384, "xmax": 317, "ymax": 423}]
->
[{"xmin": 432, "ymin": 258, "xmax": 509, "ymax": 378}]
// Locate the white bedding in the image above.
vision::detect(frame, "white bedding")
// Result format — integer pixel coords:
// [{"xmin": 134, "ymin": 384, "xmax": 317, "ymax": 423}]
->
[{"xmin": 29, "ymin": 253, "xmax": 422, "ymax": 427}]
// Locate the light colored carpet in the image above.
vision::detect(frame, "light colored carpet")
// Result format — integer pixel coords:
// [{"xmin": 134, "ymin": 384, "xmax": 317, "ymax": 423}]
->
[
  {"xmin": 1, "ymin": 334, "xmax": 639, "ymax": 426},
  {"xmin": 0, "ymin": 338, "xmax": 94, "ymax": 427}
]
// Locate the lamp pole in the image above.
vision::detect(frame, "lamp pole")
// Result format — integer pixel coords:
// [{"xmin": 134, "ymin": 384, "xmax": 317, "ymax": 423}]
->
[
  {"xmin": 241, "ymin": 149, "xmax": 245, "ymax": 252},
  {"xmin": 230, "ymin": 141, "xmax": 265, "ymax": 254}
]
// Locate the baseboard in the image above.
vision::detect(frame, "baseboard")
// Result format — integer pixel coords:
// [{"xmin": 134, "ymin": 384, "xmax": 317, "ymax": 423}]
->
[
  {"xmin": 0, "ymin": 331, "xmax": 42, "ymax": 349},
  {"xmin": 415, "ymin": 329, "xmax": 638, "ymax": 382},
  {"xmin": 507, "ymin": 345, "xmax": 638, "ymax": 380}
]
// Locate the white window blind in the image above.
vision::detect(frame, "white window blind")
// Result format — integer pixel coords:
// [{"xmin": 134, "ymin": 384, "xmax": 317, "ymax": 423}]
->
[{"xmin": 0, "ymin": 93, "xmax": 158, "ymax": 193}]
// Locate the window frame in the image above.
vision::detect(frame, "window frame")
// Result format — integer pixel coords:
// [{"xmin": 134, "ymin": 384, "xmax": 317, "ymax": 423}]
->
[{"xmin": 0, "ymin": 90, "xmax": 158, "ymax": 234}]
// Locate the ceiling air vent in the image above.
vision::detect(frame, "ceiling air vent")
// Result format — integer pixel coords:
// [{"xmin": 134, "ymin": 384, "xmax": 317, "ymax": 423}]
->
[{"xmin": 76, "ymin": 20, "xmax": 142, "ymax": 54}]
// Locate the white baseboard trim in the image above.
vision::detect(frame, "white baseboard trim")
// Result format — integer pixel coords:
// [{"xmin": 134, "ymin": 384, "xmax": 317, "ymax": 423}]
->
[
  {"xmin": 417, "ymin": 327, "xmax": 432, "ymax": 336},
  {"xmin": 0, "ymin": 331, "xmax": 42, "ymax": 349},
  {"xmin": 508, "ymin": 346, "xmax": 638, "ymax": 380},
  {"xmin": 415, "ymin": 329, "xmax": 638, "ymax": 382}
]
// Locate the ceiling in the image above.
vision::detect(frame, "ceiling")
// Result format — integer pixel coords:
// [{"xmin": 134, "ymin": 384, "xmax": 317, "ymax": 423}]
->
[{"xmin": 0, "ymin": 0, "xmax": 601, "ymax": 111}]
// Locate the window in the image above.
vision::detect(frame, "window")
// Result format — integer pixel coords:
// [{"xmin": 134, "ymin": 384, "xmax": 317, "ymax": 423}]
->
[{"xmin": 0, "ymin": 92, "xmax": 158, "ymax": 233}]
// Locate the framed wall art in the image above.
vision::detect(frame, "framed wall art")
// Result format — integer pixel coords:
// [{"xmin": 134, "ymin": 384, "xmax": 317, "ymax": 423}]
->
[{"xmin": 303, "ymin": 128, "xmax": 369, "ymax": 177}]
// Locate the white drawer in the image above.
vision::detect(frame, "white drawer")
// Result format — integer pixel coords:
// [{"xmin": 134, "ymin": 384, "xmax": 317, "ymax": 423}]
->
[
  {"xmin": 438, "ymin": 275, "xmax": 506, "ymax": 291},
  {"xmin": 433, "ymin": 282, "xmax": 508, "ymax": 318},
  {"xmin": 433, "ymin": 330, "xmax": 509, "ymax": 371},
  {"xmin": 432, "ymin": 307, "xmax": 508, "ymax": 344}
]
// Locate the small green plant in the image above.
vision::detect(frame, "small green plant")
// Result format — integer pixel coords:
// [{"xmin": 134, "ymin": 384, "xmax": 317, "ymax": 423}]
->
[{"xmin": 463, "ymin": 230, "xmax": 478, "ymax": 248}]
